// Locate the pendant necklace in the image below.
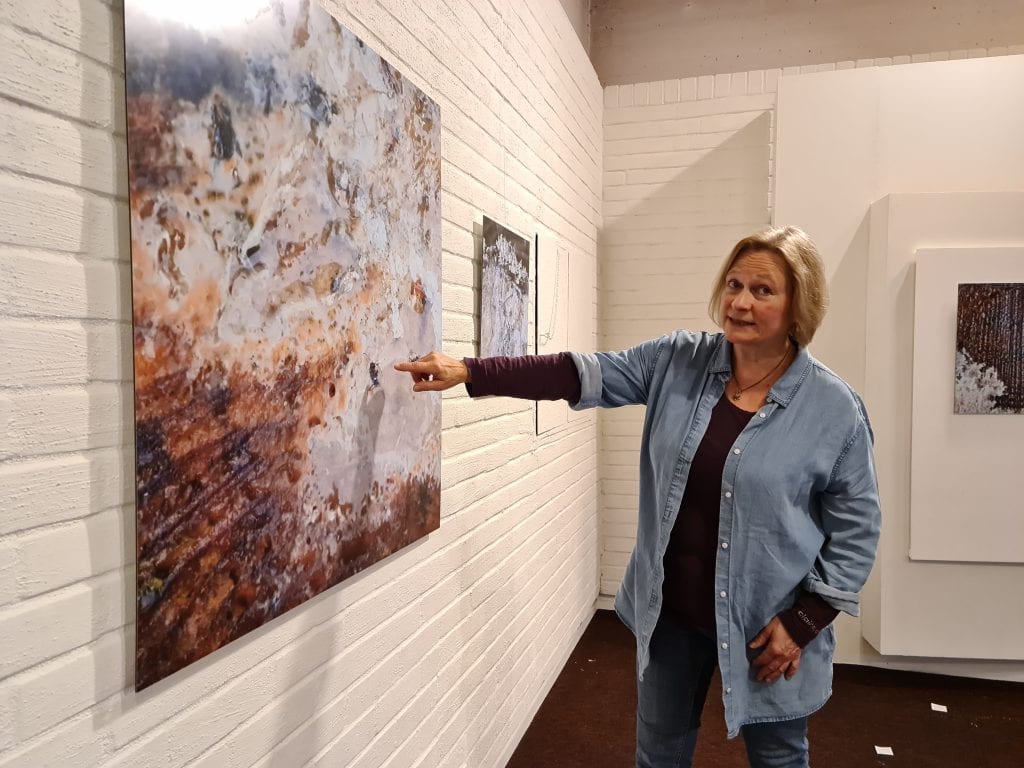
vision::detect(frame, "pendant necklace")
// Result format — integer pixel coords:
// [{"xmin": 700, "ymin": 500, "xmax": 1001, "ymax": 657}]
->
[{"xmin": 731, "ymin": 344, "xmax": 790, "ymax": 402}]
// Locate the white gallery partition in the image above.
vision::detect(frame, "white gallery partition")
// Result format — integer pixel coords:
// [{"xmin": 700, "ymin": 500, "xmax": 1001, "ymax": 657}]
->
[
  {"xmin": 910, "ymin": 246, "xmax": 1024, "ymax": 564},
  {"xmin": 775, "ymin": 55, "xmax": 1024, "ymax": 677}
]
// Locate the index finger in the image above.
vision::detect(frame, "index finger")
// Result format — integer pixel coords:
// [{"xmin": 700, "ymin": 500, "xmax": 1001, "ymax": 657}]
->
[{"xmin": 394, "ymin": 360, "xmax": 431, "ymax": 373}]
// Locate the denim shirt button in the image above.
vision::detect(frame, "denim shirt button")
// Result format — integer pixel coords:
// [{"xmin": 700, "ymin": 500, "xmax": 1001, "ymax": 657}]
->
[
  {"xmin": 733, "ymin": 448, "xmax": 740, "ymax": 455},
  {"xmin": 726, "ymin": 687, "xmax": 732, "ymax": 694},
  {"xmin": 721, "ymin": 541, "xmax": 728, "ymax": 549},
  {"xmin": 759, "ymin": 412, "xmax": 766, "ymax": 418},
  {"xmin": 721, "ymin": 642, "xmax": 728, "ymax": 649},
  {"xmin": 725, "ymin": 491, "xmax": 732, "ymax": 498}
]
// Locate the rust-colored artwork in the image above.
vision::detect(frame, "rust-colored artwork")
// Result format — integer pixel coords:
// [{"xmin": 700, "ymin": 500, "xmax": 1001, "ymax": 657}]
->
[
  {"xmin": 125, "ymin": 0, "xmax": 441, "ymax": 689},
  {"xmin": 954, "ymin": 283, "xmax": 1024, "ymax": 414}
]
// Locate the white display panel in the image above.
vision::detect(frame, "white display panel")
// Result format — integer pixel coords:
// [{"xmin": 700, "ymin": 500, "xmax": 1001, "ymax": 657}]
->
[
  {"xmin": 911, "ymin": 248, "xmax": 1024, "ymax": 563},
  {"xmin": 535, "ymin": 230, "xmax": 570, "ymax": 434},
  {"xmin": 775, "ymin": 47, "xmax": 1024, "ymax": 663}
]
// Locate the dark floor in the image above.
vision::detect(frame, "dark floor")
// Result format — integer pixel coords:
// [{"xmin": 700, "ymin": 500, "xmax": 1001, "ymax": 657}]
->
[{"xmin": 508, "ymin": 610, "xmax": 1024, "ymax": 767}]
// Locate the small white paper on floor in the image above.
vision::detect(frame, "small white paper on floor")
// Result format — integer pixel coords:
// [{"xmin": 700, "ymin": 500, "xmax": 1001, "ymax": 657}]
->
[
  {"xmin": 931, "ymin": 702, "xmax": 948, "ymax": 712},
  {"xmin": 875, "ymin": 746, "xmax": 894, "ymax": 756}
]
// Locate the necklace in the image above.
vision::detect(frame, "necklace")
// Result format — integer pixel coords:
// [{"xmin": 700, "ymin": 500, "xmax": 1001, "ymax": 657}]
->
[{"xmin": 730, "ymin": 343, "xmax": 790, "ymax": 401}]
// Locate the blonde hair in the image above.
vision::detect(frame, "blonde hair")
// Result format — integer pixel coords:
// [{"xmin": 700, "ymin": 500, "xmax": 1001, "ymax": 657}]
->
[{"xmin": 708, "ymin": 225, "xmax": 828, "ymax": 347}]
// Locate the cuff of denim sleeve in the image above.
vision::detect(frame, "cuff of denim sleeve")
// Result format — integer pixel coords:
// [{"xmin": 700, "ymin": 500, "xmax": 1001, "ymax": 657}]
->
[
  {"xmin": 566, "ymin": 351, "xmax": 602, "ymax": 410},
  {"xmin": 778, "ymin": 592, "xmax": 841, "ymax": 649},
  {"xmin": 800, "ymin": 574, "xmax": 861, "ymax": 616}
]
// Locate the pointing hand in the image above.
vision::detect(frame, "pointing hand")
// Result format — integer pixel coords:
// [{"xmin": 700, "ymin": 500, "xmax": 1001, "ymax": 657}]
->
[{"xmin": 394, "ymin": 351, "xmax": 470, "ymax": 392}]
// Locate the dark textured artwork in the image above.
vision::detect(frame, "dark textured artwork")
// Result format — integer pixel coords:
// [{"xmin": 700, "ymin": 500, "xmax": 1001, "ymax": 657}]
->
[
  {"xmin": 954, "ymin": 283, "xmax": 1024, "ymax": 414},
  {"xmin": 125, "ymin": 0, "xmax": 441, "ymax": 689},
  {"xmin": 480, "ymin": 216, "xmax": 530, "ymax": 357}
]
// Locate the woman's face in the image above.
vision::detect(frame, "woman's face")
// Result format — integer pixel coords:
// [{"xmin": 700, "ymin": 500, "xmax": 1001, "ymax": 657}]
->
[{"xmin": 720, "ymin": 249, "xmax": 794, "ymax": 350}]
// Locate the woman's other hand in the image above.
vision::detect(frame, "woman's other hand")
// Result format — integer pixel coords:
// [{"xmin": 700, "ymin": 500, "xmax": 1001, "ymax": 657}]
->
[
  {"xmin": 748, "ymin": 617, "xmax": 802, "ymax": 683},
  {"xmin": 394, "ymin": 351, "xmax": 470, "ymax": 392}
]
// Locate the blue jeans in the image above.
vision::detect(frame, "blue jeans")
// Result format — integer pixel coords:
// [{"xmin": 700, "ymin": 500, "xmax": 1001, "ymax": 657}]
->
[{"xmin": 636, "ymin": 610, "xmax": 809, "ymax": 768}]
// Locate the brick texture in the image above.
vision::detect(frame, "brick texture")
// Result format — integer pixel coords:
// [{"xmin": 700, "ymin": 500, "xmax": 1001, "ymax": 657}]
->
[{"xmin": 0, "ymin": 1, "xmax": 600, "ymax": 767}]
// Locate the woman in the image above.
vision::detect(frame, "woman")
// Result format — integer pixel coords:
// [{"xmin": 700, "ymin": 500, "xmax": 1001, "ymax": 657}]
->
[{"xmin": 396, "ymin": 226, "xmax": 881, "ymax": 768}]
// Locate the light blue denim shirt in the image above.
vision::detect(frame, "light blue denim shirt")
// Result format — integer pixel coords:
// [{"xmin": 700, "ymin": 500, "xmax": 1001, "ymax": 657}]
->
[{"xmin": 568, "ymin": 331, "xmax": 881, "ymax": 738}]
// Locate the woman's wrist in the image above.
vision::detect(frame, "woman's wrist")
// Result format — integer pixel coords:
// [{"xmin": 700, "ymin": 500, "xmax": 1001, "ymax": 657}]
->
[{"xmin": 778, "ymin": 591, "xmax": 840, "ymax": 648}]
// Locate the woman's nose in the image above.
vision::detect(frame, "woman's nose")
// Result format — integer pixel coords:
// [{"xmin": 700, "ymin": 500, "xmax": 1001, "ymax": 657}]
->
[{"xmin": 733, "ymin": 290, "xmax": 752, "ymax": 309}]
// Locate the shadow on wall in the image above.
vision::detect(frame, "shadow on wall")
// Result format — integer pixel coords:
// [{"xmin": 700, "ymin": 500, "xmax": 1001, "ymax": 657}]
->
[
  {"xmin": 80, "ymin": 0, "xmax": 134, "ymax": 724},
  {"xmin": 811, "ymin": 211, "xmax": 871, "ymax": 393},
  {"xmin": 598, "ymin": 112, "xmax": 774, "ymax": 350},
  {"xmin": 78, "ymin": 0, "xmax": 135, "ymax": 725}
]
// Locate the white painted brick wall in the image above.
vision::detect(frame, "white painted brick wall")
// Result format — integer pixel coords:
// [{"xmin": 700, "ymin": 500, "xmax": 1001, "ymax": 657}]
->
[
  {"xmin": 596, "ymin": 45, "xmax": 1022, "ymax": 601},
  {"xmin": 0, "ymin": 1, "xmax": 600, "ymax": 766}
]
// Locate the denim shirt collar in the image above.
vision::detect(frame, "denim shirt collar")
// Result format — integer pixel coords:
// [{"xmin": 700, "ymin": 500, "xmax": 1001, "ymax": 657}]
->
[{"xmin": 709, "ymin": 336, "xmax": 813, "ymax": 408}]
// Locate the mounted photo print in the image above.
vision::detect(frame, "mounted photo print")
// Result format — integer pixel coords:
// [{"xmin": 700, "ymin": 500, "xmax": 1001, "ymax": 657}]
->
[
  {"xmin": 125, "ymin": 0, "xmax": 441, "ymax": 689},
  {"xmin": 954, "ymin": 283, "xmax": 1024, "ymax": 414},
  {"xmin": 480, "ymin": 216, "xmax": 530, "ymax": 357}
]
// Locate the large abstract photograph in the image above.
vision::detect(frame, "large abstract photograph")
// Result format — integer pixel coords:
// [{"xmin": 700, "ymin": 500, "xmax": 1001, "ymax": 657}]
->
[
  {"xmin": 125, "ymin": 0, "xmax": 441, "ymax": 688},
  {"xmin": 954, "ymin": 283, "xmax": 1024, "ymax": 414},
  {"xmin": 480, "ymin": 216, "xmax": 530, "ymax": 357}
]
